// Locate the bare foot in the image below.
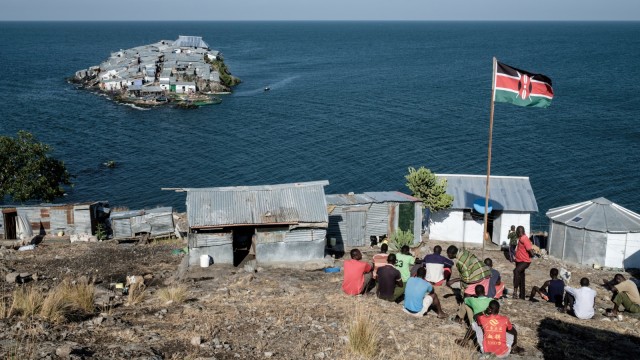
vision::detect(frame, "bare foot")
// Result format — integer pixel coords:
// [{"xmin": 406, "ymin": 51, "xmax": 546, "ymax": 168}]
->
[{"xmin": 437, "ymin": 312, "xmax": 448, "ymax": 319}]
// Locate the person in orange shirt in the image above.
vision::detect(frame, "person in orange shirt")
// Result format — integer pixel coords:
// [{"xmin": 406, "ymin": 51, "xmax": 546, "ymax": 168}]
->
[
  {"xmin": 472, "ymin": 300, "xmax": 524, "ymax": 357},
  {"xmin": 372, "ymin": 243, "xmax": 390, "ymax": 279},
  {"xmin": 342, "ymin": 249, "xmax": 374, "ymax": 295}
]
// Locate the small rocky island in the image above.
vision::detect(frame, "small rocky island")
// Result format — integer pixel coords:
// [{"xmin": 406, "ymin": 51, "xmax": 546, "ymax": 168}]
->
[{"xmin": 72, "ymin": 36, "xmax": 240, "ymax": 108}]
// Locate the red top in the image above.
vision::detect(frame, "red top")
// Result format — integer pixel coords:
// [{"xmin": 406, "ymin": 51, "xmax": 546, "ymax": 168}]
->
[
  {"xmin": 515, "ymin": 234, "xmax": 532, "ymax": 263},
  {"xmin": 477, "ymin": 314, "xmax": 513, "ymax": 356},
  {"xmin": 342, "ymin": 259, "xmax": 373, "ymax": 295}
]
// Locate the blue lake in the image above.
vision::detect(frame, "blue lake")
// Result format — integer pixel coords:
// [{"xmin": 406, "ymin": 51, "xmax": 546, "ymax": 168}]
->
[{"xmin": 1, "ymin": 21, "xmax": 639, "ymax": 229}]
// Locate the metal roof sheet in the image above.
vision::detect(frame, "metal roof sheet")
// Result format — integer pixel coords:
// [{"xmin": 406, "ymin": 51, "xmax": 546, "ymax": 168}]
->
[
  {"xmin": 326, "ymin": 191, "xmax": 420, "ymax": 205},
  {"xmin": 436, "ymin": 174, "xmax": 538, "ymax": 212},
  {"xmin": 174, "ymin": 35, "xmax": 210, "ymax": 49},
  {"xmin": 183, "ymin": 181, "xmax": 329, "ymax": 227},
  {"xmin": 546, "ymin": 197, "xmax": 640, "ymax": 232}
]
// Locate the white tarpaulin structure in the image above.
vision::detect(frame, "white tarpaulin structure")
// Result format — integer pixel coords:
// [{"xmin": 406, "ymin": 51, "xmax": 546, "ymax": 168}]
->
[
  {"xmin": 15, "ymin": 215, "xmax": 33, "ymax": 243},
  {"xmin": 547, "ymin": 197, "xmax": 640, "ymax": 269}
]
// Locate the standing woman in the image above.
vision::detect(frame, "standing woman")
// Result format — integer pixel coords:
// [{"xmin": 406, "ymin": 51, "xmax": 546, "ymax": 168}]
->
[{"xmin": 513, "ymin": 226, "xmax": 534, "ymax": 299}]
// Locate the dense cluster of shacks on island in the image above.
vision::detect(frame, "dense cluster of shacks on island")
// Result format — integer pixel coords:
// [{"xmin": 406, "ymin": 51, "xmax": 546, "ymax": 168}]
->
[
  {"xmin": 72, "ymin": 36, "xmax": 236, "ymax": 107},
  {"xmin": 2, "ymin": 175, "xmax": 640, "ymax": 270}
]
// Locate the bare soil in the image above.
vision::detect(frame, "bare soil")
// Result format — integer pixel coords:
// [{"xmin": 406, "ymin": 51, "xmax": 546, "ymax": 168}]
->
[{"xmin": 1, "ymin": 239, "xmax": 639, "ymax": 359}]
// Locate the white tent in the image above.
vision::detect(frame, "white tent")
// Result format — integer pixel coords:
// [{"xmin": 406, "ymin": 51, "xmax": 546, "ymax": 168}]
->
[{"xmin": 546, "ymin": 197, "xmax": 640, "ymax": 269}]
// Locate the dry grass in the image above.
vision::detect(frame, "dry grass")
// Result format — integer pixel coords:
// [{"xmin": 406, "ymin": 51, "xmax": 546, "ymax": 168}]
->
[
  {"xmin": 156, "ymin": 284, "xmax": 189, "ymax": 304},
  {"xmin": 64, "ymin": 280, "xmax": 95, "ymax": 314},
  {"xmin": 127, "ymin": 282, "xmax": 147, "ymax": 306},
  {"xmin": 426, "ymin": 335, "xmax": 477, "ymax": 360},
  {"xmin": 9, "ymin": 286, "xmax": 44, "ymax": 319},
  {"xmin": 346, "ymin": 308, "xmax": 380, "ymax": 359},
  {"xmin": 40, "ymin": 287, "xmax": 69, "ymax": 324}
]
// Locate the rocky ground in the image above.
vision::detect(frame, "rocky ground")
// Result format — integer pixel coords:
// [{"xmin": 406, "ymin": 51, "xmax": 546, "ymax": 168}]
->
[{"xmin": 1, "ymin": 238, "xmax": 639, "ymax": 359}]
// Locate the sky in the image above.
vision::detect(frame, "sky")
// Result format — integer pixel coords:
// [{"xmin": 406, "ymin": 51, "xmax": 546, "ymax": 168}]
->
[{"xmin": 2, "ymin": 0, "xmax": 640, "ymax": 21}]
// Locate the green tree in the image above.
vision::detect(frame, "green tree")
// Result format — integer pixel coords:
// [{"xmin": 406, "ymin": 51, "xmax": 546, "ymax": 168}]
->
[
  {"xmin": 0, "ymin": 131, "xmax": 72, "ymax": 202},
  {"xmin": 405, "ymin": 166, "xmax": 453, "ymax": 212}
]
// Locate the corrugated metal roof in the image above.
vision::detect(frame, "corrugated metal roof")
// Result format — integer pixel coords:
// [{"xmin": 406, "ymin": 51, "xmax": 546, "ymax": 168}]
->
[
  {"xmin": 546, "ymin": 197, "xmax": 640, "ymax": 232},
  {"xmin": 183, "ymin": 181, "xmax": 329, "ymax": 227},
  {"xmin": 325, "ymin": 191, "xmax": 420, "ymax": 205},
  {"xmin": 174, "ymin": 35, "xmax": 210, "ymax": 49},
  {"xmin": 436, "ymin": 174, "xmax": 538, "ymax": 212}
]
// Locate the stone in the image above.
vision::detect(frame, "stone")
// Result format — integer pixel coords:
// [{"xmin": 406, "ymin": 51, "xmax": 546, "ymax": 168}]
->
[
  {"xmin": 264, "ymin": 352, "xmax": 274, "ymax": 358},
  {"xmin": 191, "ymin": 336, "xmax": 202, "ymax": 346},
  {"xmin": 313, "ymin": 352, "xmax": 325, "ymax": 359},
  {"xmin": 5, "ymin": 272, "xmax": 20, "ymax": 283}
]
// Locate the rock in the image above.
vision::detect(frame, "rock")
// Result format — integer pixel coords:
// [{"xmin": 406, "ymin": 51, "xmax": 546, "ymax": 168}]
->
[
  {"xmin": 191, "ymin": 336, "xmax": 202, "ymax": 346},
  {"xmin": 56, "ymin": 344, "xmax": 73, "ymax": 358},
  {"xmin": 313, "ymin": 352, "xmax": 325, "ymax": 359},
  {"xmin": 5, "ymin": 272, "xmax": 20, "ymax": 283},
  {"xmin": 264, "ymin": 352, "xmax": 274, "ymax": 358}
]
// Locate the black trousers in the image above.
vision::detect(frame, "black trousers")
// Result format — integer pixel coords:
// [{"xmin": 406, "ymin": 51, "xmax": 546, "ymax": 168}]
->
[{"xmin": 513, "ymin": 262, "xmax": 530, "ymax": 299}]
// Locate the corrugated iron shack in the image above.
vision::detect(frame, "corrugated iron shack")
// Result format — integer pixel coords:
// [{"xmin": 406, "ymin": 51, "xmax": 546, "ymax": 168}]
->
[
  {"xmin": 326, "ymin": 191, "xmax": 423, "ymax": 250},
  {"xmin": 0, "ymin": 202, "xmax": 110, "ymax": 240},
  {"xmin": 174, "ymin": 181, "xmax": 329, "ymax": 266},
  {"xmin": 110, "ymin": 207, "xmax": 174, "ymax": 240}
]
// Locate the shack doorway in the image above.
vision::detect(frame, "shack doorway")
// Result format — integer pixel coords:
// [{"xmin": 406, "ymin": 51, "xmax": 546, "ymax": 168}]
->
[
  {"xmin": 233, "ymin": 226, "xmax": 256, "ymax": 267},
  {"xmin": 2, "ymin": 209, "xmax": 17, "ymax": 240}
]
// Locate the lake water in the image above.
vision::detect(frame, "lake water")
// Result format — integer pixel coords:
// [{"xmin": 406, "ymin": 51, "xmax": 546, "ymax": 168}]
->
[{"xmin": 1, "ymin": 21, "xmax": 639, "ymax": 229}]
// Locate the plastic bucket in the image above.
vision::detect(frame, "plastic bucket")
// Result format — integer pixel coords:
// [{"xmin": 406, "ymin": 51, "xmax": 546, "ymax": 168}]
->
[{"xmin": 200, "ymin": 254, "xmax": 211, "ymax": 268}]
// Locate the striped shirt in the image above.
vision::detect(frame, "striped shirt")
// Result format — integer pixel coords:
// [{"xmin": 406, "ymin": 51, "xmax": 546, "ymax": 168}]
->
[{"xmin": 456, "ymin": 249, "xmax": 492, "ymax": 285}]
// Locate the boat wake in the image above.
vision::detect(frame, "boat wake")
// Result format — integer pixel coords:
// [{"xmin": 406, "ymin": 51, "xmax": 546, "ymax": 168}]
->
[
  {"xmin": 234, "ymin": 75, "xmax": 300, "ymax": 96},
  {"xmin": 119, "ymin": 102, "xmax": 151, "ymax": 111}
]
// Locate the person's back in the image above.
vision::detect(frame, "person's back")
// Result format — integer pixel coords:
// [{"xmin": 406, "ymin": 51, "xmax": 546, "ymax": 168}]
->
[
  {"xmin": 395, "ymin": 246, "xmax": 416, "ymax": 282},
  {"xmin": 376, "ymin": 264, "xmax": 402, "ymax": 301},
  {"xmin": 464, "ymin": 296, "xmax": 493, "ymax": 316},
  {"xmin": 547, "ymin": 279, "xmax": 565, "ymax": 304},
  {"xmin": 372, "ymin": 244, "xmax": 389, "ymax": 279},
  {"xmin": 342, "ymin": 249, "xmax": 373, "ymax": 296},
  {"xmin": 404, "ymin": 276, "xmax": 433, "ymax": 313},
  {"xmin": 565, "ymin": 277, "xmax": 596, "ymax": 319}
]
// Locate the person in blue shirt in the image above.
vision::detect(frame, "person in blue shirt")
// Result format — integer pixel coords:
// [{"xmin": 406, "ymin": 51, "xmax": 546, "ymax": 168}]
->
[{"xmin": 403, "ymin": 267, "xmax": 447, "ymax": 318}]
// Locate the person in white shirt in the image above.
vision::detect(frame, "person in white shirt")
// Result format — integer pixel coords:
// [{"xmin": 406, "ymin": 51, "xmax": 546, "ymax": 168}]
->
[{"xmin": 562, "ymin": 277, "xmax": 596, "ymax": 319}]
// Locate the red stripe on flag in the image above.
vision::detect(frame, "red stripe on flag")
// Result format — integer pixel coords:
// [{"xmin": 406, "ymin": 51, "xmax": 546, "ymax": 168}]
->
[
  {"xmin": 495, "ymin": 75, "xmax": 519, "ymax": 92},
  {"xmin": 531, "ymin": 81, "xmax": 554, "ymax": 98}
]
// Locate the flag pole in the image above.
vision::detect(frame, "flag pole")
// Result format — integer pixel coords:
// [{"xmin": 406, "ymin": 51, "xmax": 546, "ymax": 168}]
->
[{"xmin": 483, "ymin": 57, "xmax": 497, "ymax": 259}]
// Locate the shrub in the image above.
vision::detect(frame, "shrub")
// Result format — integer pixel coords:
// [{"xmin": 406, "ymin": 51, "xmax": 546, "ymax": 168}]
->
[
  {"xmin": 10, "ymin": 286, "xmax": 44, "ymax": 319},
  {"xmin": 388, "ymin": 230, "xmax": 414, "ymax": 252},
  {"xmin": 127, "ymin": 282, "xmax": 146, "ymax": 306},
  {"xmin": 346, "ymin": 309, "xmax": 379, "ymax": 358},
  {"xmin": 156, "ymin": 284, "xmax": 188, "ymax": 304}
]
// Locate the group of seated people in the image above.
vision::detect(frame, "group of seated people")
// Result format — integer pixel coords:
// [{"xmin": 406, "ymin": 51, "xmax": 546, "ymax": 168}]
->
[{"xmin": 342, "ymin": 244, "xmax": 640, "ymax": 358}]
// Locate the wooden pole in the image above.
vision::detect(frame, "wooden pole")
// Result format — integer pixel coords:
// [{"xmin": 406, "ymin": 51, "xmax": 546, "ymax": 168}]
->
[{"xmin": 483, "ymin": 57, "xmax": 498, "ymax": 259}]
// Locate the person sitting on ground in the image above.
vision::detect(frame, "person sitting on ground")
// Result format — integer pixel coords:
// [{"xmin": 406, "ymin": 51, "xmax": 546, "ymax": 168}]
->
[
  {"xmin": 446, "ymin": 245, "xmax": 492, "ymax": 297},
  {"xmin": 372, "ymin": 243, "xmax": 390, "ymax": 279},
  {"xmin": 483, "ymin": 258, "xmax": 504, "ymax": 299},
  {"xmin": 455, "ymin": 284, "xmax": 493, "ymax": 325},
  {"xmin": 342, "ymin": 248, "xmax": 373, "ymax": 296},
  {"xmin": 395, "ymin": 245, "xmax": 417, "ymax": 284},
  {"xmin": 403, "ymin": 267, "xmax": 447, "ymax": 318},
  {"xmin": 562, "ymin": 277, "xmax": 596, "ymax": 319},
  {"xmin": 460, "ymin": 300, "xmax": 524, "ymax": 358},
  {"xmin": 423, "ymin": 245, "xmax": 454, "ymax": 285},
  {"xmin": 529, "ymin": 268, "xmax": 565, "ymax": 308},
  {"xmin": 376, "ymin": 253, "xmax": 404, "ymax": 302},
  {"xmin": 605, "ymin": 274, "xmax": 640, "ymax": 316}
]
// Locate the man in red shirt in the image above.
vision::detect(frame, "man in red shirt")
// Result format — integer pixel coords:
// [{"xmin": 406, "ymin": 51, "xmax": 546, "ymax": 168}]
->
[
  {"xmin": 342, "ymin": 248, "xmax": 373, "ymax": 295},
  {"xmin": 513, "ymin": 225, "xmax": 534, "ymax": 299},
  {"xmin": 472, "ymin": 300, "xmax": 524, "ymax": 357}
]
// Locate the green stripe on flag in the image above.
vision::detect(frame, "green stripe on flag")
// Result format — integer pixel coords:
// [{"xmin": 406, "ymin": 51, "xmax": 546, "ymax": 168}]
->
[{"xmin": 494, "ymin": 89, "xmax": 552, "ymax": 108}]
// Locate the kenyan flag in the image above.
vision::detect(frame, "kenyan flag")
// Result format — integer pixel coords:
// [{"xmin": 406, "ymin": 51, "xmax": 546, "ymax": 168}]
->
[{"xmin": 494, "ymin": 61, "xmax": 554, "ymax": 108}]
